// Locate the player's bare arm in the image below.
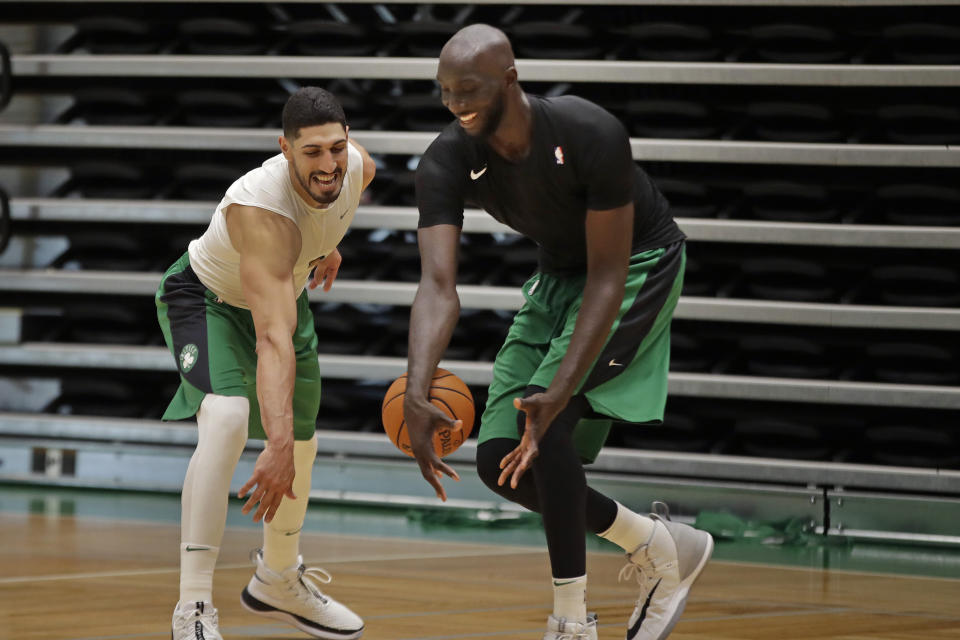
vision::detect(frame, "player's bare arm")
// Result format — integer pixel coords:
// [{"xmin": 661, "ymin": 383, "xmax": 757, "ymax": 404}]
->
[
  {"xmin": 500, "ymin": 203, "xmax": 634, "ymax": 488},
  {"xmin": 350, "ymin": 137, "xmax": 377, "ymax": 192},
  {"xmin": 405, "ymin": 223, "xmax": 464, "ymax": 501},
  {"xmin": 226, "ymin": 203, "xmax": 302, "ymax": 523}
]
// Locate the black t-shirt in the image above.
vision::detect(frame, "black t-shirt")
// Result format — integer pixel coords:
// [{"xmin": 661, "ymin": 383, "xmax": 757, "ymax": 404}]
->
[{"xmin": 416, "ymin": 94, "xmax": 685, "ymax": 276}]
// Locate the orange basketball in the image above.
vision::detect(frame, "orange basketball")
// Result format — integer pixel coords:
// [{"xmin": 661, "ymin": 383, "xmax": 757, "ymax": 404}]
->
[{"xmin": 381, "ymin": 368, "xmax": 475, "ymax": 458}]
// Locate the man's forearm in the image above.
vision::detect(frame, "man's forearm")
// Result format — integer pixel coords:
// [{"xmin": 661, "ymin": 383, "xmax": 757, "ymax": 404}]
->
[
  {"xmin": 255, "ymin": 335, "xmax": 296, "ymax": 446},
  {"xmin": 407, "ymin": 281, "xmax": 460, "ymax": 401}
]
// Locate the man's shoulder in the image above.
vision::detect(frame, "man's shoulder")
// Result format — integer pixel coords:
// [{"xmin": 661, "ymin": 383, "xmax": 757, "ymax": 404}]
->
[
  {"xmin": 223, "ymin": 154, "xmax": 297, "ymax": 214},
  {"xmin": 425, "ymin": 122, "xmax": 475, "ymax": 160},
  {"xmin": 420, "ymin": 123, "xmax": 478, "ymax": 181},
  {"xmin": 538, "ymin": 94, "xmax": 622, "ymax": 132}
]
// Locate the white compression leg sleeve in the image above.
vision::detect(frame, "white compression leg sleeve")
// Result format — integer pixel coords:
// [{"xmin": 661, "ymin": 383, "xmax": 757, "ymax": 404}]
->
[
  {"xmin": 179, "ymin": 394, "xmax": 249, "ymax": 604},
  {"xmin": 262, "ymin": 434, "xmax": 318, "ymax": 572}
]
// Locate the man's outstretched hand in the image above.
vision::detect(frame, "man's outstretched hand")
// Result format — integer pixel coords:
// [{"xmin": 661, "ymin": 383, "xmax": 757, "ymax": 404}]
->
[{"xmin": 238, "ymin": 442, "xmax": 296, "ymax": 523}]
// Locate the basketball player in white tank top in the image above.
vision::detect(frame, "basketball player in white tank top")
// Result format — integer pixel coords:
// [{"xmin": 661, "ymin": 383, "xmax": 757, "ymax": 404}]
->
[{"xmin": 160, "ymin": 87, "xmax": 375, "ymax": 640}]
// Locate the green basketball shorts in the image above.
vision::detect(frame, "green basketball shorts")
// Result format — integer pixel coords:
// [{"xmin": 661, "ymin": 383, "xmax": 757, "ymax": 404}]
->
[
  {"xmin": 480, "ymin": 241, "xmax": 686, "ymax": 463},
  {"xmin": 155, "ymin": 252, "xmax": 321, "ymax": 441}
]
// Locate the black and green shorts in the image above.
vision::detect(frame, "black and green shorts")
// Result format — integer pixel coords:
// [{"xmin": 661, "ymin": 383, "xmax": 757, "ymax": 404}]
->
[
  {"xmin": 480, "ymin": 241, "xmax": 686, "ymax": 463},
  {"xmin": 155, "ymin": 252, "xmax": 321, "ymax": 441}
]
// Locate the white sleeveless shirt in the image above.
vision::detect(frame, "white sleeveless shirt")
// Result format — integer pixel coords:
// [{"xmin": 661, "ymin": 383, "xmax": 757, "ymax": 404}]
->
[{"xmin": 188, "ymin": 142, "xmax": 363, "ymax": 310}]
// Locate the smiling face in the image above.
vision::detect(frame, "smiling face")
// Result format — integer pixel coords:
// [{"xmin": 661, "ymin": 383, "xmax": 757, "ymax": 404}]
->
[
  {"xmin": 437, "ymin": 61, "xmax": 507, "ymax": 138},
  {"xmin": 436, "ymin": 25, "xmax": 517, "ymax": 139},
  {"xmin": 281, "ymin": 122, "xmax": 349, "ymax": 207}
]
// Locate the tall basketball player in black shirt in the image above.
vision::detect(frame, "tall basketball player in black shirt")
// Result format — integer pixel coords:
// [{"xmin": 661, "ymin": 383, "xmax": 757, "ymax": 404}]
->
[{"xmin": 404, "ymin": 24, "xmax": 713, "ymax": 640}]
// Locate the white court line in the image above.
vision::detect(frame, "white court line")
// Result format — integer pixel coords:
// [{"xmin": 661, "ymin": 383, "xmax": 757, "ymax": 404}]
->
[{"xmin": 0, "ymin": 546, "xmax": 542, "ymax": 585}]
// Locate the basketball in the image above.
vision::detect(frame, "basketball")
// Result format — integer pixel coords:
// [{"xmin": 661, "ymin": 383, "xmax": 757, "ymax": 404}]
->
[{"xmin": 382, "ymin": 368, "xmax": 475, "ymax": 458}]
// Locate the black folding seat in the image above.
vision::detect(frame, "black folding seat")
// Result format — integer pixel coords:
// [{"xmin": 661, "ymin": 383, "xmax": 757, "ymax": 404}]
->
[
  {"xmin": 680, "ymin": 253, "xmax": 730, "ymax": 297},
  {"xmin": 742, "ymin": 181, "xmax": 840, "ymax": 223},
  {"xmin": 55, "ymin": 162, "xmax": 156, "ymax": 200},
  {"xmin": 740, "ymin": 23, "xmax": 847, "ymax": 63},
  {"xmin": 863, "ymin": 424, "xmax": 959, "ymax": 469},
  {"xmin": 313, "ymin": 306, "xmax": 369, "ymax": 355},
  {"xmin": 280, "ymin": 21, "xmax": 378, "ymax": 56},
  {"xmin": 61, "ymin": 16, "xmax": 162, "ymax": 54},
  {"xmin": 58, "ymin": 87, "xmax": 159, "ymax": 126},
  {"xmin": 386, "ymin": 92, "xmax": 452, "ymax": 132},
  {"xmin": 737, "ymin": 334, "xmax": 836, "ymax": 379},
  {"xmin": 626, "ymin": 99, "xmax": 722, "ymax": 140},
  {"xmin": 508, "ymin": 22, "xmax": 603, "ymax": 59},
  {"xmin": 732, "ymin": 417, "xmax": 831, "ymax": 461},
  {"xmin": 863, "ymin": 342, "xmax": 958, "ymax": 386},
  {"xmin": 363, "ymin": 167, "xmax": 416, "ymax": 207},
  {"xmin": 875, "ymin": 104, "xmax": 960, "ymax": 145},
  {"xmin": 55, "ymin": 231, "xmax": 153, "ymax": 271},
  {"xmin": 60, "ymin": 303, "xmax": 150, "ymax": 345},
  {"xmin": 859, "ymin": 264, "xmax": 960, "ymax": 307},
  {"xmin": 175, "ymin": 90, "xmax": 264, "ymax": 127},
  {"xmin": 165, "ymin": 164, "xmax": 241, "ymax": 201},
  {"xmin": 669, "ymin": 330, "xmax": 715, "ymax": 374},
  {"xmin": 611, "ymin": 22, "xmax": 721, "ymax": 61},
  {"xmin": 314, "ymin": 385, "xmax": 358, "ymax": 432},
  {"xmin": 879, "ymin": 23, "xmax": 960, "ymax": 64},
  {"xmin": 745, "ymin": 102, "xmax": 844, "ymax": 143},
  {"xmin": 875, "ymin": 183, "xmax": 960, "ymax": 226},
  {"xmin": 384, "ymin": 20, "xmax": 461, "ymax": 57},
  {"xmin": 740, "ymin": 257, "xmax": 838, "ymax": 302},
  {"xmin": 178, "ymin": 18, "xmax": 265, "ymax": 55},
  {"xmin": 46, "ymin": 378, "xmax": 141, "ymax": 417},
  {"xmin": 656, "ymin": 178, "xmax": 720, "ymax": 219},
  {"xmin": 621, "ymin": 410, "xmax": 716, "ymax": 453}
]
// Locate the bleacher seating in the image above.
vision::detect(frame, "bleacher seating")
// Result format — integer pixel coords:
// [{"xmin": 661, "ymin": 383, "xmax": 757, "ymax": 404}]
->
[{"xmin": 1, "ymin": 0, "xmax": 959, "ymax": 537}]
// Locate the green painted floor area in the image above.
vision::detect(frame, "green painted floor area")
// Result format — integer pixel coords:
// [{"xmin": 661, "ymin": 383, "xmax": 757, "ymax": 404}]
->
[{"xmin": 3, "ymin": 483, "xmax": 959, "ymax": 581}]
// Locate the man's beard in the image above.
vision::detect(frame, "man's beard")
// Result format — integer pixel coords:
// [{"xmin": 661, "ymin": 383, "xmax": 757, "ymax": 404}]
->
[
  {"xmin": 477, "ymin": 92, "xmax": 506, "ymax": 138},
  {"xmin": 294, "ymin": 160, "xmax": 342, "ymax": 205}
]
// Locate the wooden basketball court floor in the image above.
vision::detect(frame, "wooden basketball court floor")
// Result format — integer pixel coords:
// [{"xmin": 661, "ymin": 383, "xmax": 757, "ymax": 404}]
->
[{"xmin": 2, "ymin": 490, "xmax": 959, "ymax": 640}]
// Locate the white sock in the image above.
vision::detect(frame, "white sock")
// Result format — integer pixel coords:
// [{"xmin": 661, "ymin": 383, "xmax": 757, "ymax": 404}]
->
[
  {"xmin": 552, "ymin": 575, "xmax": 587, "ymax": 624},
  {"xmin": 263, "ymin": 434, "xmax": 317, "ymax": 573},
  {"xmin": 597, "ymin": 501, "xmax": 656, "ymax": 553},
  {"xmin": 179, "ymin": 394, "xmax": 249, "ymax": 603}
]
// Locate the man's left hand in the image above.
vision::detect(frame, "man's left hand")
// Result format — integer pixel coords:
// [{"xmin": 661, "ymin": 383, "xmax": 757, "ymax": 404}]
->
[
  {"xmin": 308, "ymin": 249, "xmax": 342, "ymax": 291},
  {"xmin": 497, "ymin": 391, "xmax": 566, "ymax": 489}
]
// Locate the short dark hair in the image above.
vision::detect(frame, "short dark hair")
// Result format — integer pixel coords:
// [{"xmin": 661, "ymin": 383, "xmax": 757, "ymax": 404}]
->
[{"xmin": 281, "ymin": 87, "xmax": 347, "ymax": 140}]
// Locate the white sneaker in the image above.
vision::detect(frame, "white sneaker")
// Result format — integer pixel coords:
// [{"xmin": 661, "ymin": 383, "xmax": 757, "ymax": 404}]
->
[
  {"xmin": 543, "ymin": 613, "xmax": 598, "ymax": 640},
  {"xmin": 171, "ymin": 601, "xmax": 222, "ymax": 640},
  {"xmin": 620, "ymin": 502, "xmax": 713, "ymax": 640},
  {"xmin": 240, "ymin": 549, "xmax": 364, "ymax": 639}
]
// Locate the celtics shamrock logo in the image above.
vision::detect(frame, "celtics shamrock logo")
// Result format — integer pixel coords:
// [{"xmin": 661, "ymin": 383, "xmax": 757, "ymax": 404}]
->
[{"xmin": 179, "ymin": 343, "xmax": 199, "ymax": 373}]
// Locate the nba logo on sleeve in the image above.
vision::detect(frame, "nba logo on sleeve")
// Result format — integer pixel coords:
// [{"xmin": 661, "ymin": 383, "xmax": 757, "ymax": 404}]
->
[{"xmin": 554, "ymin": 146, "xmax": 565, "ymax": 165}]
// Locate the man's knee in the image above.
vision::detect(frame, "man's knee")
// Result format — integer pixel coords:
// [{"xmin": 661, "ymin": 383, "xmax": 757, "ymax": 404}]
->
[
  {"xmin": 198, "ymin": 394, "xmax": 249, "ymax": 447},
  {"xmin": 476, "ymin": 439, "xmax": 512, "ymax": 493}
]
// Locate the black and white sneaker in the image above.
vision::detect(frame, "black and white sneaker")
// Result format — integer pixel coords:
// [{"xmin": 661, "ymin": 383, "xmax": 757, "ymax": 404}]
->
[
  {"xmin": 620, "ymin": 502, "xmax": 713, "ymax": 640},
  {"xmin": 240, "ymin": 549, "xmax": 364, "ymax": 639}
]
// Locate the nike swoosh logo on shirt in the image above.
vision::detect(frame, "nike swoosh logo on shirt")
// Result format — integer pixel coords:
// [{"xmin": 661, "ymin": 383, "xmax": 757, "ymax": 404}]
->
[
  {"xmin": 470, "ymin": 166, "xmax": 488, "ymax": 180},
  {"xmin": 185, "ymin": 545, "xmax": 211, "ymax": 552}
]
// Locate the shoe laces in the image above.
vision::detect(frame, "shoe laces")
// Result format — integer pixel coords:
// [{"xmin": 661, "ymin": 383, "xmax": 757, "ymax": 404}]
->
[
  {"xmin": 549, "ymin": 617, "xmax": 595, "ymax": 640},
  {"xmin": 288, "ymin": 564, "xmax": 333, "ymax": 606},
  {"xmin": 619, "ymin": 544, "xmax": 659, "ymax": 587},
  {"xmin": 174, "ymin": 602, "xmax": 219, "ymax": 639},
  {"xmin": 617, "ymin": 501, "xmax": 672, "ymax": 590}
]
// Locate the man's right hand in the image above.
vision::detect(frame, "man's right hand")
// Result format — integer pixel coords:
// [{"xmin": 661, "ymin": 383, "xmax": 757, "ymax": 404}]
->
[
  {"xmin": 404, "ymin": 396, "xmax": 462, "ymax": 501},
  {"xmin": 238, "ymin": 442, "xmax": 296, "ymax": 523}
]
